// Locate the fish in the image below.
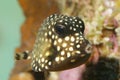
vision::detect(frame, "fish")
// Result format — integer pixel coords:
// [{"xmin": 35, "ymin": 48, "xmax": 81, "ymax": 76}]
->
[{"xmin": 15, "ymin": 14, "xmax": 92, "ymax": 72}]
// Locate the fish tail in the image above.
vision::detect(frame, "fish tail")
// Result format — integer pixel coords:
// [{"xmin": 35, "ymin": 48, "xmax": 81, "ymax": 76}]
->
[{"xmin": 15, "ymin": 50, "xmax": 31, "ymax": 60}]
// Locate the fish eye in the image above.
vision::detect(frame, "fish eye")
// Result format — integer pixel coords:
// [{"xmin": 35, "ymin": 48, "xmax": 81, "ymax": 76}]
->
[{"xmin": 54, "ymin": 24, "xmax": 67, "ymax": 37}]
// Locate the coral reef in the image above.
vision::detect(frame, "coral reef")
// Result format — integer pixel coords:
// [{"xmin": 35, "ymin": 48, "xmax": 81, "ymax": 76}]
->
[
  {"xmin": 83, "ymin": 57, "xmax": 119, "ymax": 80},
  {"xmin": 56, "ymin": 0, "xmax": 120, "ymax": 80}
]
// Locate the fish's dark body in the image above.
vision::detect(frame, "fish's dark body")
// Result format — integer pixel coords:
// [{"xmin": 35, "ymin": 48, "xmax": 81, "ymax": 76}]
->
[
  {"xmin": 15, "ymin": 14, "xmax": 92, "ymax": 72},
  {"xmin": 31, "ymin": 14, "xmax": 92, "ymax": 72}
]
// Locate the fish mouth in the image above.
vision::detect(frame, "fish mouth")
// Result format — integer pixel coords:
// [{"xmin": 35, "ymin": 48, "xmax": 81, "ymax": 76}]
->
[{"xmin": 48, "ymin": 53, "xmax": 91, "ymax": 71}]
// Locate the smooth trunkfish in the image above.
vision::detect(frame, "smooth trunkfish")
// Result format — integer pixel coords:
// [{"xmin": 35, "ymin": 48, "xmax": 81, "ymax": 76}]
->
[{"xmin": 15, "ymin": 14, "xmax": 92, "ymax": 72}]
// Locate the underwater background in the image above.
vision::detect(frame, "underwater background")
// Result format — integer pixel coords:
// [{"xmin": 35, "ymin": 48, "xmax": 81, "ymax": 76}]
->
[
  {"xmin": 0, "ymin": 0, "xmax": 120, "ymax": 80},
  {"xmin": 0, "ymin": 0, "xmax": 24, "ymax": 80}
]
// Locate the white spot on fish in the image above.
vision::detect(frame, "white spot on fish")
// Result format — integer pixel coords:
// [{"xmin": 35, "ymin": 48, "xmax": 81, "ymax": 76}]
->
[
  {"xmin": 75, "ymin": 51, "xmax": 81, "ymax": 54},
  {"xmin": 55, "ymin": 57, "xmax": 60, "ymax": 62},
  {"xmin": 60, "ymin": 57, "xmax": 65, "ymax": 61},
  {"xmin": 67, "ymin": 52, "xmax": 71, "ymax": 57},
  {"xmin": 71, "ymin": 36, "xmax": 75, "ymax": 42},
  {"xmin": 76, "ymin": 44, "xmax": 80, "ymax": 48},
  {"xmin": 76, "ymin": 25, "xmax": 79, "ymax": 27},
  {"xmin": 35, "ymin": 66, "xmax": 38, "ymax": 71},
  {"xmin": 61, "ymin": 51, "xmax": 65, "ymax": 55},
  {"xmin": 69, "ymin": 47, "xmax": 74, "ymax": 51},
  {"xmin": 65, "ymin": 36, "xmax": 70, "ymax": 41},
  {"xmin": 79, "ymin": 21, "xmax": 82, "ymax": 24},
  {"xmin": 45, "ymin": 66, "xmax": 48, "ymax": 69},
  {"xmin": 71, "ymin": 59, "xmax": 76, "ymax": 62},
  {"xmin": 48, "ymin": 61, "xmax": 52, "ymax": 66},
  {"xmin": 49, "ymin": 31, "xmax": 52, "ymax": 35},
  {"xmin": 62, "ymin": 42, "xmax": 67, "ymax": 48},
  {"xmin": 41, "ymin": 58, "xmax": 45, "ymax": 62},
  {"xmin": 53, "ymin": 40, "xmax": 57, "ymax": 45},
  {"xmin": 38, "ymin": 68, "xmax": 41, "ymax": 71},
  {"xmin": 58, "ymin": 38, "xmax": 62, "ymax": 43},
  {"xmin": 57, "ymin": 46, "xmax": 61, "ymax": 51}
]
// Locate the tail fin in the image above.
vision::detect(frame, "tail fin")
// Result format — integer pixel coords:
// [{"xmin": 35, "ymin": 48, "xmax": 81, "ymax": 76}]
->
[{"xmin": 15, "ymin": 50, "xmax": 31, "ymax": 60}]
